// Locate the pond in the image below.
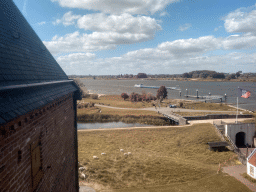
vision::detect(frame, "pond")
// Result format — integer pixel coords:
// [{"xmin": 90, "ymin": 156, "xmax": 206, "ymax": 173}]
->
[{"xmin": 77, "ymin": 122, "xmax": 153, "ymax": 130}]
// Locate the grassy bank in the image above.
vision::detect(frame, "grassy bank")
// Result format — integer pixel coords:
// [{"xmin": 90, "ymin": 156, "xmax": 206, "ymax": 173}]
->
[
  {"xmin": 80, "ymin": 95, "xmax": 238, "ymax": 111},
  {"xmin": 79, "ymin": 95, "xmax": 155, "ymax": 108},
  {"xmin": 77, "ymin": 94, "xmax": 240, "ymax": 125},
  {"xmin": 77, "ymin": 107, "xmax": 169, "ymax": 126},
  {"xmin": 175, "ymin": 111, "xmax": 238, "ymax": 117},
  {"xmin": 78, "ymin": 124, "xmax": 250, "ymax": 191}
]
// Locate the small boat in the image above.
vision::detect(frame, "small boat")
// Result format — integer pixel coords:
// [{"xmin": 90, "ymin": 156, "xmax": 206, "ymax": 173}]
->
[
  {"xmin": 134, "ymin": 84, "xmax": 143, "ymax": 88},
  {"xmin": 134, "ymin": 84, "xmax": 180, "ymax": 90}
]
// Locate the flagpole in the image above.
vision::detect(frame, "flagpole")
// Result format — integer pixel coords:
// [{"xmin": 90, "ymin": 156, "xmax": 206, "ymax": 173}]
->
[{"xmin": 236, "ymin": 96, "xmax": 238, "ymax": 124}]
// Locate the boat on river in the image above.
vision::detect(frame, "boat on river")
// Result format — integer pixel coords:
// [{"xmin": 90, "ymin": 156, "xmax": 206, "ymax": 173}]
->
[{"xmin": 134, "ymin": 84, "xmax": 180, "ymax": 90}]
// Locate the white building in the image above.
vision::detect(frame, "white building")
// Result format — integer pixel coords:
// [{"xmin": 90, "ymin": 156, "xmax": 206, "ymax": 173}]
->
[{"xmin": 247, "ymin": 148, "xmax": 256, "ymax": 179}]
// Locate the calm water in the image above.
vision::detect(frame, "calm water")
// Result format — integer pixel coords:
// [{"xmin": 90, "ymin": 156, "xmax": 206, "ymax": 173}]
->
[
  {"xmin": 81, "ymin": 79, "xmax": 256, "ymax": 111},
  {"xmin": 77, "ymin": 122, "xmax": 153, "ymax": 129}
]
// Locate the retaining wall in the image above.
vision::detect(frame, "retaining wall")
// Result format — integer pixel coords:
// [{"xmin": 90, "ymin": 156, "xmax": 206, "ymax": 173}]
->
[{"xmin": 184, "ymin": 114, "xmax": 252, "ymax": 121}]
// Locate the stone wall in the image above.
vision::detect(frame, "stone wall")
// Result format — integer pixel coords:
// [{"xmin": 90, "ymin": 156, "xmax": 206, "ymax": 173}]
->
[
  {"xmin": 184, "ymin": 114, "xmax": 253, "ymax": 121},
  {"xmin": 224, "ymin": 123, "xmax": 255, "ymax": 146},
  {"xmin": 0, "ymin": 93, "xmax": 77, "ymax": 192}
]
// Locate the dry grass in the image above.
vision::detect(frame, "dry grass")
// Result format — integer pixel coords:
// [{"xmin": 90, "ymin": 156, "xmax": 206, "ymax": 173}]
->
[
  {"xmin": 77, "ymin": 124, "xmax": 250, "ymax": 191},
  {"xmin": 77, "ymin": 107, "xmax": 168, "ymax": 125},
  {"xmin": 80, "ymin": 95, "xmax": 155, "ymax": 108},
  {"xmin": 77, "ymin": 107, "xmax": 161, "ymax": 117},
  {"xmin": 79, "ymin": 95, "xmax": 238, "ymax": 112},
  {"xmin": 181, "ymin": 102, "xmax": 236, "ymax": 111},
  {"xmin": 175, "ymin": 111, "xmax": 238, "ymax": 117},
  {"xmin": 241, "ymin": 172, "xmax": 256, "ymax": 183}
]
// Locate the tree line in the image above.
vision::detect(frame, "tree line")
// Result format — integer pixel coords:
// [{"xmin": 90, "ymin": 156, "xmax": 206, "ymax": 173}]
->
[{"xmin": 121, "ymin": 86, "xmax": 168, "ymax": 102}]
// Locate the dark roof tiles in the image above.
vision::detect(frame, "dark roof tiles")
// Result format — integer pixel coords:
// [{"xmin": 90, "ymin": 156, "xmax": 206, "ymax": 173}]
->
[{"xmin": 0, "ymin": 0, "xmax": 80, "ymax": 125}]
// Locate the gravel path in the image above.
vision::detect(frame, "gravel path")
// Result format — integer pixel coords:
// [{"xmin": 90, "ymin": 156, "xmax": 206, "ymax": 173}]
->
[
  {"xmin": 223, "ymin": 165, "xmax": 256, "ymax": 192},
  {"xmin": 79, "ymin": 186, "xmax": 96, "ymax": 192},
  {"xmin": 95, "ymin": 104, "xmax": 235, "ymax": 113}
]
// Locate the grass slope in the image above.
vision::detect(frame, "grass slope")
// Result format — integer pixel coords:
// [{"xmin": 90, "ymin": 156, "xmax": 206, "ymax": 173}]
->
[{"xmin": 78, "ymin": 124, "xmax": 250, "ymax": 191}]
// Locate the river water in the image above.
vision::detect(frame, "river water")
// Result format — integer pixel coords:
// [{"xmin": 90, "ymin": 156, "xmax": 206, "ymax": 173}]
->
[
  {"xmin": 77, "ymin": 122, "xmax": 153, "ymax": 130},
  {"xmin": 81, "ymin": 79, "xmax": 256, "ymax": 111}
]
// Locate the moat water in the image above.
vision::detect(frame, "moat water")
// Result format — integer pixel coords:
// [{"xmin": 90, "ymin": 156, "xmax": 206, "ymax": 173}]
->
[{"xmin": 77, "ymin": 122, "xmax": 152, "ymax": 130}]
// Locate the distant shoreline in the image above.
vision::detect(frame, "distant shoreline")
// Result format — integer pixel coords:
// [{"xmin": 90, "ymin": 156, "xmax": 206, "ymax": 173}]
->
[{"xmin": 75, "ymin": 77, "xmax": 256, "ymax": 82}]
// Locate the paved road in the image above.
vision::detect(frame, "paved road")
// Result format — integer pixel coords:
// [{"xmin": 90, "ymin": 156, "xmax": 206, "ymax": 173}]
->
[{"xmin": 223, "ymin": 165, "xmax": 256, "ymax": 192}]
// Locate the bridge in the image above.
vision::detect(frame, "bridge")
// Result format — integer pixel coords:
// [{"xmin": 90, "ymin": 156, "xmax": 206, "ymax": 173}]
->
[{"xmin": 160, "ymin": 112, "xmax": 187, "ymax": 125}]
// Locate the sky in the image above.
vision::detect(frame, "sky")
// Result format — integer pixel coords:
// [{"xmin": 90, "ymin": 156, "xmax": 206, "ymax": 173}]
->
[{"xmin": 13, "ymin": 0, "xmax": 256, "ymax": 75}]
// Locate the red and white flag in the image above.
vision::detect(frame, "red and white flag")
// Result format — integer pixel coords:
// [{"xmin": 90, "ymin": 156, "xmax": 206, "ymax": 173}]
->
[{"xmin": 238, "ymin": 88, "xmax": 251, "ymax": 98}]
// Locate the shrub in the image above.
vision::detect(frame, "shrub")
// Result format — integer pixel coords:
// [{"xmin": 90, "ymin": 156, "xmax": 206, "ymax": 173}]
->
[
  {"xmin": 147, "ymin": 93, "xmax": 157, "ymax": 101},
  {"xmin": 77, "ymin": 103, "xmax": 90, "ymax": 109},
  {"xmin": 91, "ymin": 94, "xmax": 98, "ymax": 99},
  {"xmin": 130, "ymin": 92, "xmax": 139, "ymax": 102},
  {"xmin": 156, "ymin": 86, "xmax": 168, "ymax": 100},
  {"xmin": 121, "ymin": 93, "xmax": 129, "ymax": 100}
]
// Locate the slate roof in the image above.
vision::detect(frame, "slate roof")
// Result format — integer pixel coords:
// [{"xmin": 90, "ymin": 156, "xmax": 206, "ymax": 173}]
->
[
  {"xmin": 0, "ymin": 0, "xmax": 81, "ymax": 125},
  {"xmin": 0, "ymin": 0, "xmax": 68, "ymax": 87}
]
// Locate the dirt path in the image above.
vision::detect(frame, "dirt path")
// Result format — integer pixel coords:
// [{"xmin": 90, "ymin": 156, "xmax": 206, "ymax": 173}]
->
[{"xmin": 95, "ymin": 104, "xmax": 235, "ymax": 113}]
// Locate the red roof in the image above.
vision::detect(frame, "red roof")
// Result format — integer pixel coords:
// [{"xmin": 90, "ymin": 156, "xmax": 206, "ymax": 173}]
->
[{"xmin": 248, "ymin": 150, "xmax": 256, "ymax": 167}]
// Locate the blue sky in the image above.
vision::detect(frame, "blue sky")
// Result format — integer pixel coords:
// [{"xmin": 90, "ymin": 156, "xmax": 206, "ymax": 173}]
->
[{"xmin": 13, "ymin": 0, "xmax": 256, "ymax": 75}]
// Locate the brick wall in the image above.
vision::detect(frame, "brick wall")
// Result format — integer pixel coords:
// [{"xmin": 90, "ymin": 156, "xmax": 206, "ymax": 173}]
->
[{"xmin": 0, "ymin": 93, "xmax": 77, "ymax": 192}]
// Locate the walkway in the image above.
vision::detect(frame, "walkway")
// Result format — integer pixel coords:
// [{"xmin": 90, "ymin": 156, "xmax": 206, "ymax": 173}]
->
[
  {"xmin": 95, "ymin": 104, "xmax": 236, "ymax": 113},
  {"xmin": 79, "ymin": 186, "xmax": 96, "ymax": 192},
  {"xmin": 223, "ymin": 165, "xmax": 256, "ymax": 192}
]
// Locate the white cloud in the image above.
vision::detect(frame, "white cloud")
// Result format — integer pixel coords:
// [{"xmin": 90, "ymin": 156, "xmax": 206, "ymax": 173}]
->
[
  {"xmin": 222, "ymin": 34, "xmax": 256, "ymax": 49},
  {"xmin": 57, "ymin": 50, "xmax": 256, "ymax": 75},
  {"xmin": 53, "ymin": 11, "xmax": 81, "ymax": 26},
  {"xmin": 158, "ymin": 36, "xmax": 221, "ymax": 57},
  {"xmin": 46, "ymin": 13, "xmax": 161, "ymax": 54},
  {"xmin": 178, "ymin": 23, "xmax": 191, "ymax": 31},
  {"xmin": 56, "ymin": 52, "xmax": 95, "ymax": 67},
  {"xmin": 77, "ymin": 13, "xmax": 161, "ymax": 34},
  {"xmin": 43, "ymin": 31, "xmax": 152, "ymax": 54},
  {"xmin": 51, "ymin": 0, "xmax": 179, "ymax": 15},
  {"xmin": 160, "ymin": 11, "xmax": 169, "ymax": 17},
  {"xmin": 214, "ymin": 26, "xmax": 222, "ymax": 31},
  {"xmin": 224, "ymin": 6, "xmax": 256, "ymax": 34},
  {"xmin": 38, "ymin": 21, "xmax": 46, "ymax": 25}
]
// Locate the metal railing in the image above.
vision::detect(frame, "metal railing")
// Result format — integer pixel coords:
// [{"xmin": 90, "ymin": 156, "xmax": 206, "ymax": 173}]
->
[
  {"xmin": 213, "ymin": 123, "xmax": 246, "ymax": 164},
  {"xmin": 226, "ymin": 135, "xmax": 247, "ymax": 165}
]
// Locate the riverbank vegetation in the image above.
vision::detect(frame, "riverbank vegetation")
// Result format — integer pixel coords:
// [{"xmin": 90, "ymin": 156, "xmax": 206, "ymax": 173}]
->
[
  {"xmin": 77, "ymin": 94, "xmax": 240, "ymax": 125},
  {"xmin": 77, "ymin": 106, "xmax": 169, "ymax": 125},
  {"xmin": 77, "ymin": 124, "xmax": 250, "ymax": 191},
  {"xmin": 69, "ymin": 71, "xmax": 256, "ymax": 82},
  {"xmin": 78, "ymin": 94, "xmax": 237, "ymax": 111}
]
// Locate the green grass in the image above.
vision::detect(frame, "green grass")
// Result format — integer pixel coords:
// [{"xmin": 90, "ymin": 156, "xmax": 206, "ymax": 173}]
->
[{"xmin": 77, "ymin": 124, "xmax": 250, "ymax": 191}]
